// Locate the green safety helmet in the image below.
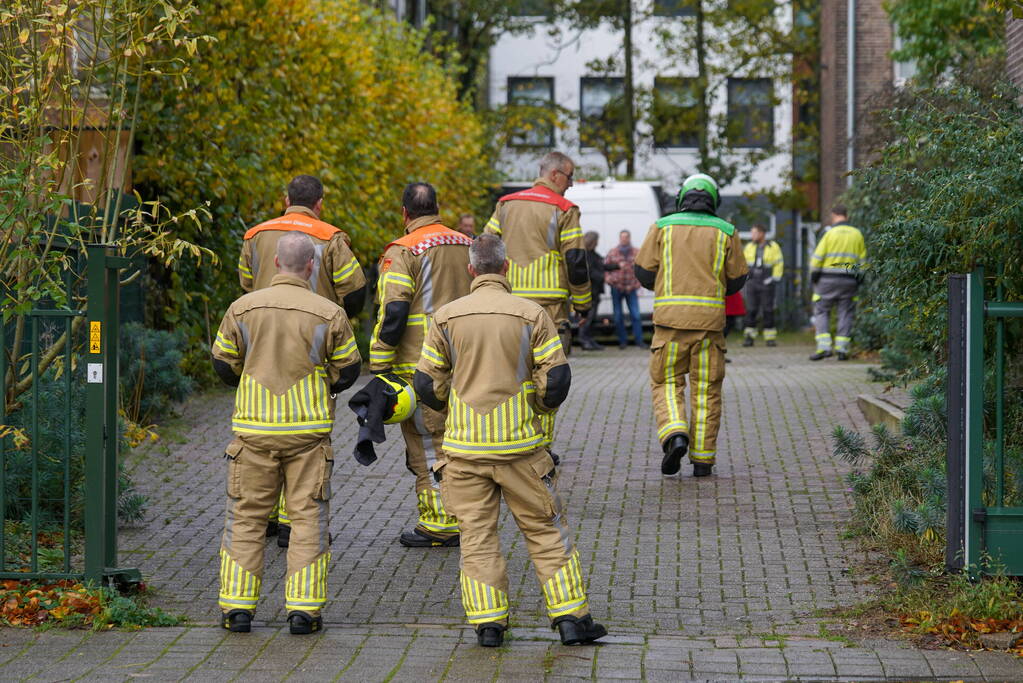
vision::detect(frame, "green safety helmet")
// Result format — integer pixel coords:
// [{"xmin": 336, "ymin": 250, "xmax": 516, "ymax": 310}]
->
[
  {"xmin": 379, "ymin": 373, "xmax": 417, "ymax": 424},
  {"xmin": 676, "ymin": 173, "xmax": 720, "ymax": 209}
]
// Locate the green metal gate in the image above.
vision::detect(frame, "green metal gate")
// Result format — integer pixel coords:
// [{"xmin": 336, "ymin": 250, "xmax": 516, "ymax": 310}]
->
[
  {"xmin": 947, "ymin": 268, "xmax": 1023, "ymax": 576},
  {"xmin": 1, "ymin": 244, "xmax": 140, "ymax": 586}
]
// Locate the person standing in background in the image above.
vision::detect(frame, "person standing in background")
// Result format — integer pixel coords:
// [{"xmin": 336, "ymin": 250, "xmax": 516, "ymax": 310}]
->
[
  {"xmin": 604, "ymin": 230, "xmax": 645, "ymax": 350},
  {"xmin": 742, "ymin": 223, "xmax": 783, "ymax": 347},
  {"xmin": 578, "ymin": 231, "xmax": 616, "ymax": 351},
  {"xmin": 457, "ymin": 214, "xmax": 477, "ymax": 238}
]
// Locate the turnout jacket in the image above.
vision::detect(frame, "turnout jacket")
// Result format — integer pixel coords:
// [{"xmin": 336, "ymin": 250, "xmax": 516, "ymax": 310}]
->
[
  {"xmin": 743, "ymin": 240, "xmax": 784, "ymax": 283},
  {"xmin": 239, "ymin": 205, "xmax": 366, "ymax": 317},
  {"xmin": 414, "ymin": 274, "xmax": 571, "ymax": 464},
  {"xmin": 369, "ymin": 215, "xmax": 473, "ymax": 376},
  {"xmin": 810, "ymin": 224, "xmax": 866, "ymax": 279},
  {"xmin": 212, "ymin": 274, "xmax": 361, "ymax": 451},
  {"xmin": 484, "ymin": 178, "xmax": 591, "ymax": 312},
  {"xmin": 635, "ymin": 212, "xmax": 748, "ymax": 332}
]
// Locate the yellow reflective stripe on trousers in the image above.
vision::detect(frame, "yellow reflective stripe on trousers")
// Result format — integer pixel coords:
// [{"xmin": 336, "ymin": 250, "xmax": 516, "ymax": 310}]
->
[
  {"xmin": 417, "ymin": 489, "xmax": 458, "ymax": 533},
  {"xmin": 332, "ymin": 257, "xmax": 358, "ymax": 284},
  {"xmin": 542, "ymin": 552, "xmax": 588, "ymax": 618},
  {"xmin": 460, "ymin": 572, "xmax": 509, "ymax": 624},
  {"xmin": 815, "ymin": 333, "xmax": 832, "ymax": 351},
  {"xmin": 508, "ymin": 252, "xmax": 565, "ymax": 300},
  {"xmin": 658, "ymin": 341, "xmax": 689, "ymax": 442},
  {"xmin": 693, "ymin": 339, "xmax": 710, "ymax": 454},
  {"xmin": 444, "ymin": 383, "xmax": 543, "ymax": 455},
  {"xmin": 285, "ymin": 552, "xmax": 331, "ymax": 613},
  {"xmin": 219, "ymin": 549, "xmax": 261, "ymax": 611},
  {"xmin": 274, "ymin": 491, "xmax": 290, "ymax": 524},
  {"xmin": 233, "ymin": 370, "xmax": 332, "ymax": 435},
  {"xmin": 654, "ymin": 295, "xmax": 724, "ymax": 308}
]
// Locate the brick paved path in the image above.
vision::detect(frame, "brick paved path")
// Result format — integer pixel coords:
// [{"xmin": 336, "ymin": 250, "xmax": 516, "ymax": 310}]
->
[{"xmin": 4, "ymin": 344, "xmax": 1022, "ymax": 681}]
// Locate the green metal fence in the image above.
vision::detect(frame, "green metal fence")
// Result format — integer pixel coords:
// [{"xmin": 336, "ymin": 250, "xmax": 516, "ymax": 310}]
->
[
  {"xmin": 1, "ymin": 244, "xmax": 139, "ymax": 586},
  {"xmin": 947, "ymin": 268, "xmax": 1023, "ymax": 576}
]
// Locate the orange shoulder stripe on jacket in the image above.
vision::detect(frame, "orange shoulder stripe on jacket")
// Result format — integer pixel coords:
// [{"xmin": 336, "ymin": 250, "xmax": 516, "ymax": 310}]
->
[
  {"xmin": 244, "ymin": 214, "xmax": 340, "ymax": 242},
  {"xmin": 384, "ymin": 224, "xmax": 474, "ymax": 256},
  {"xmin": 499, "ymin": 185, "xmax": 577, "ymax": 212}
]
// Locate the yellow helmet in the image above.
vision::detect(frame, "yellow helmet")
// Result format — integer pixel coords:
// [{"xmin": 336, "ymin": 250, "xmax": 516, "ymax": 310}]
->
[{"xmin": 379, "ymin": 373, "xmax": 417, "ymax": 424}]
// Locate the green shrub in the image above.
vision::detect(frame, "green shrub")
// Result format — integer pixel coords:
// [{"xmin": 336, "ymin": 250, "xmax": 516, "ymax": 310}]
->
[{"xmin": 119, "ymin": 322, "xmax": 195, "ymax": 425}]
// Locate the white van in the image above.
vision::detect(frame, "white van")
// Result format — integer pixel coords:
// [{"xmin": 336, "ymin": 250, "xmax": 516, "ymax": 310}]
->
[{"xmin": 565, "ymin": 180, "xmax": 662, "ymax": 321}]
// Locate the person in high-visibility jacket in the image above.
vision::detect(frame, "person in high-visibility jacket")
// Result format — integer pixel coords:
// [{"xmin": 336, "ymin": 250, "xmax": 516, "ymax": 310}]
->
[
  {"xmin": 212, "ymin": 231, "xmax": 361, "ymax": 635},
  {"xmin": 742, "ymin": 223, "xmax": 784, "ymax": 347},
  {"xmin": 413, "ymin": 234, "xmax": 608, "ymax": 648},
  {"xmin": 370, "ymin": 182, "xmax": 473, "ymax": 548},
  {"xmin": 635, "ymin": 174, "xmax": 748, "ymax": 477},
  {"xmin": 484, "ymin": 151, "xmax": 590, "ymax": 450},
  {"xmin": 809, "ymin": 205, "xmax": 867, "ymax": 361},
  {"xmin": 239, "ymin": 175, "xmax": 367, "ymax": 546}
]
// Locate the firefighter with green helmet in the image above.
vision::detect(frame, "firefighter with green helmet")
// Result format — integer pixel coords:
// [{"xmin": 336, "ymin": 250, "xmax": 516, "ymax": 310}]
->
[{"xmin": 634, "ymin": 174, "xmax": 748, "ymax": 477}]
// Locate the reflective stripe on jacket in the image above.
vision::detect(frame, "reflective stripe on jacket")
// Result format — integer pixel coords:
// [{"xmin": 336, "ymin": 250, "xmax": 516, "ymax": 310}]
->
[
  {"xmin": 743, "ymin": 240, "xmax": 784, "ymax": 280},
  {"xmin": 635, "ymin": 212, "xmax": 748, "ymax": 331},
  {"xmin": 369, "ymin": 216, "xmax": 473, "ymax": 375},
  {"xmin": 810, "ymin": 224, "xmax": 866, "ymax": 276},
  {"xmin": 484, "ymin": 178, "xmax": 591, "ymax": 310},
  {"xmin": 238, "ymin": 206, "xmax": 365, "ymax": 305},
  {"xmin": 415, "ymin": 274, "xmax": 569, "ymax": 463},
  {"xmin": 213, "ymin": 274, "xmax": 361, "ymax": 449}
]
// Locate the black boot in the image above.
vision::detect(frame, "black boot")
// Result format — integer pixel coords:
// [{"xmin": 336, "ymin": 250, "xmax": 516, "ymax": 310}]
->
[
  {"xmin": 476, "ymin": 622, "xmax": 506, "ymax": 647},
  {"xmin": 399, "ymin": 528, "xmax": 460, "ymax": 548},
  {"xmin": 221, "ymin": 609, "xmax": 252, "ymax": 633},
  {"xmin": 288, "ymin": 611, "xmax": 322, "ymax": 635},
  {"xmin": 837, "ymin": 351, "xmax": 849, "ymax": 361},
  {"xmin": 809, "ymin": 350, "xmax": 832, "ymax": 361},
  {"xmin": 693, "ymin": 462, "xmax": 713, "ymax": 477},
  {"xmin": 742, "ymin": 336, "xmax": 754, "ymax": 347},
  {"xmin": 553, "ymin": 614, "xmax": 608, "ymax": 645},
  {"xmin": 277, "ymin": 523, "xmax": 291, "ymax": 548},
  {"xmin": 266, "ymin": 520, "xmax": 279, "ymax": 538},
  {"xmin": 661, "ymin": 434, "xmax": 689, "ymax": 475}
]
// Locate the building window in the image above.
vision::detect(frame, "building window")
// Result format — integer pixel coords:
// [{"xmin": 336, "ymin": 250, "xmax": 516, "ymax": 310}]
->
[
  {"xmin": 651, "ymin": 77, "xmax": 700, "ymax": 149},
  {"xmin": 726, "ymin": 78, "xmax": 774, "ymax": 148},
  {"xmin": 507, "ymin": 77, "xmax": 555, "ymax": 148},
  {"xmin": 892, "ymin": 34, "xmax": 918, "ymax": 84},
  {"xmin": 653, "ymin": 0, "xmax": 696, "ymax": 17},
  {"xmin": 511, "ymin": 0, "xmax": 550, "ymax": 16},
  {"xmin": 579, "ymin": 77, "xmax": 625, "ymax": 149}
]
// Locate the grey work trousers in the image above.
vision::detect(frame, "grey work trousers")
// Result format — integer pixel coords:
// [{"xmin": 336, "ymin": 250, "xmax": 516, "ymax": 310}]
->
[{"xmin": 812, "ymin": 275, "xmax": 858, "ymax": 353}]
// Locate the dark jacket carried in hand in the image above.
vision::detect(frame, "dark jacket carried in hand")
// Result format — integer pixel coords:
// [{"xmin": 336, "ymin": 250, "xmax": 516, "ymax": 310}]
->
[{"xmin": 347, "ymin": 376, "xmax": 399, "ymax": 466}]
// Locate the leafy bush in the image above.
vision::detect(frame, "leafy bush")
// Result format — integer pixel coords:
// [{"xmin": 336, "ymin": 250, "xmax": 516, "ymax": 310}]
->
[
  {"xmin": 845, "ymin": 59, "xmax": 1023, "ymax": 371},
  {"xmin": 1, "ymin": 579, "xmax": 183, "ymax": 629},
  {"xmin": 134, "ymin": 0, "xmax": 496, "ymax": 378},
  {"xmin": 119, "ymin": 322, "xmax": 195, "ymax": 425}
]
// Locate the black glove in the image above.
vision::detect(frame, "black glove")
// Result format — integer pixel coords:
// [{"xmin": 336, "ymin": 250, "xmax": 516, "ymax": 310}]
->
[{"xmin": 575, "ymin": 309, "xmax": 590, "ymax": 320}]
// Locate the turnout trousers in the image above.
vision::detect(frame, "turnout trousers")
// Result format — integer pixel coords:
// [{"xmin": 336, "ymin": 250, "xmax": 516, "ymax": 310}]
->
[
  {"xmin": 219, "ymin": 436, "xmax": 332, "ymax": 615},
  {"xmin": 649, "ymin": 326, "xmax": 726, "ymax": 464},
  {"xmin": 439, "ymin": 450, "xmax": 590, "ymax": 626},
  {"xmin": 743, "ymin": 282, "xmax": 777, "ymax": 341},
  {"xmin": 812, "ymin": 275, "xmax": 858, "ymax": 353},
  {"xmin": 400, "ymin": 397, "xmax": 459, "ymax": 538}
]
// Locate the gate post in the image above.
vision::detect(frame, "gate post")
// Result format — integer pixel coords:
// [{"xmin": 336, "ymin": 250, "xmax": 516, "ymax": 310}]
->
[
  {"xmin": 946, "ymin": 274, "xmax": 967, "ymax": 571},
  {"xmin": 964, "ymin": 268, "xmax": 986, "ymax": 577},
  {"xmin": 84, "ymin": 244, "xmax": 139, "ymax": 586}
]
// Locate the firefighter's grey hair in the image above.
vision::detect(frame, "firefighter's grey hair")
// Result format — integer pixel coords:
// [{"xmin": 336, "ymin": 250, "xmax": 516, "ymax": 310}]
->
[
  {"xmin": 539, "ymin": 151, "xmax": 574, "ymax": 177},
  {"xmin": 469, "ymin": 234, "xmax": 507, "ymax": 275},
  {"xmin": 276, "ymin": 231, "xmax": 315, "ymax": 274}
]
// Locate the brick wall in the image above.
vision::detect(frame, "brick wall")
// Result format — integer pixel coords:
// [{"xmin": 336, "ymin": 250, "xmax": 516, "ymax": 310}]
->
[
  {"xmin": 1007, "ymin": 17, "xmax": 1023, "ymax": 93},
  {"xmin": 819, "ymin": 0, "xmax": 893, "ymax": 216}
]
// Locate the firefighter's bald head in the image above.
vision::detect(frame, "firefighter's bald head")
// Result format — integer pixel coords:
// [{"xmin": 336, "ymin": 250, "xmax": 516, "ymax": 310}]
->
[{"xmin": 275, "ymin": 231, "xmax": 315, "ymax": 279}]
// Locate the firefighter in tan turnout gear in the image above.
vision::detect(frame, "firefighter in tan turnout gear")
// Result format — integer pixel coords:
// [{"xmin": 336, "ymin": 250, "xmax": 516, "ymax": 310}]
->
[
  {"xmin": 369, "ymin": 183, "xmax": 473, "ymax": 548},
  {"xmin": 635, "ymin": 174, "xmax": 748, "ymax": 478},
  {"xmin": 484, "ymin": 151, "xmax": 590, "ymax": 449},
  {"xmin": 212, "ymin": 232, "xmax": 361, "ymax": 635},
  {"xmin": 238, "ymin": 175, "xmax": 367, "ymax": 547},
  {"xmin": 413, "ymin": 234, "xmax": 608, "ymax": 648}
]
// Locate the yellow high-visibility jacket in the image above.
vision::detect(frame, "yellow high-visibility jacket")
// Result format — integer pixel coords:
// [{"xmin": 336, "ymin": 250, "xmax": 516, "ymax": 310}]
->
[{"xmin": 810, "ymin": 224, "xmax": 866, "ymax": 277}]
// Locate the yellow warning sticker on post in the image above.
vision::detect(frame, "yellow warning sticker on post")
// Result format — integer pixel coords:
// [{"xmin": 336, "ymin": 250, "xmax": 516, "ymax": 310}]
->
[{"xmin": 90, "ymin": 321, "xmax": 101, "ymax": 354}]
